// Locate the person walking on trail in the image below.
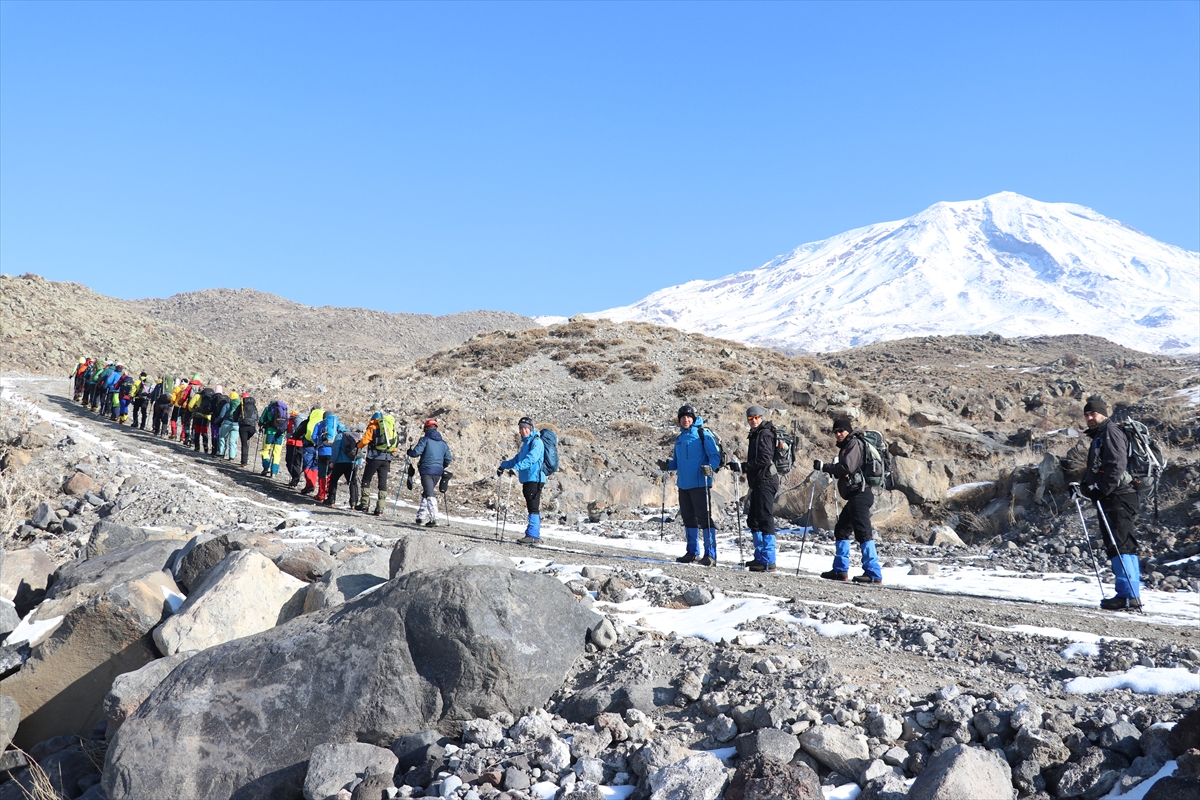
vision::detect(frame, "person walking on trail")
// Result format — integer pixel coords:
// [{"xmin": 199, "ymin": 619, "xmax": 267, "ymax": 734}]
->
[
  {"xmin": 106, "ymin": 365, "xmax": 126, "ymax": 421},
  {"xmin": 151, "ymin": 377, "xmax": 173, "ymax": 437},
  {"xmin": 355, "ymin": 412, "xmax": 399, "ymax": 516},
  {"xmin": 656, "ymin": 405, "xmax": 721, "ymax": 566},
  {"xmin": 1081, "ymin": 397, "xmax": 1142, "ymax": 610},
  {"xmin": 216, "ymin": 391, "xmax": 242, "ymax": 461},
  {"xmin": 131, "ymin": 372, "xmax": 150, "ymax": 430},
  {"xmin": 259, "ymin": 402, "xmax": 289, "ymax": 478},
  {"xmin": 312, "ymin": 412, "xmax": 342, "ymax": 502},
  {"xmin": 300, "ymin": 408, "xmax": 325, "ymax": 495},
  {"xmin": 211, "ymin": 390, "xmax": 233, "ymax": 457},
  {"xmin": 816, "ymin": 418, "xmax": 883, "ymax": 584},
  {"xmin": 742, "ymin": 405, "xmax": 781, "ymax": 573},
  {"xmin": 73, "ymin": 358, "xmax": 92, "ymax": 403},
  {"xmin": 284, "ymin": 412, "xmax": 305, "ymax": 486},
  {"xmin": 498, "ymin": 417, "xmax": 546, "ymax": 545},
  {"xmin": 238, "ymin": 393, "xmax": 259, "ymax": 468},
  {"xmin": 407, "ymin": 419, "xmax": 453, "ymax": 527},
  {"xmin": 325, "ymin": 426, "xmax": 363, "ymax": 508}
]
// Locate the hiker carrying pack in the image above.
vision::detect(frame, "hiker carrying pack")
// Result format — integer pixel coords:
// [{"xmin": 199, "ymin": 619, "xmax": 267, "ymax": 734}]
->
[
  {"xmin": 1117, "ymin": 417, "xmax": 1166, "ymax": 521},
  {"xmin": 539, "ymin": 428, "xmax": 560, "ymax": 475},
  {"xmin": 853, "ymin": 430, "xmax": 890, "ymax": 489}
]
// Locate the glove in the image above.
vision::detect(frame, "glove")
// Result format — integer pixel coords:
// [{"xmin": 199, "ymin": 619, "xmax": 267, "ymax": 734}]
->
[
  {"xmin": 497, "ymin": 466, "xmax": 505, "ymax": 476},
  {"xmin": 728, "ymin": 461, "xmax": 741, "ymax": 473},
  {"xmin": 656, "ymin": 459, "xmax": 670, "ymax": 471},
  {"xmin": 1081, "ymin": 483, "xmax": 1101, "ymax": 501},
  {"xmin": 813, "ymin": 460, "xmax": 823, "ymax": 472},
  {"xmin": 438, "ymin": 472, "xmax": 452, "ymax": 493},
  {"xmin": 406, "ymin": 474, "xmax": 414, "ymax": 490},
  {"xmin": 701, "ymin": 465, "xmax": 713, "ymax": 477}
]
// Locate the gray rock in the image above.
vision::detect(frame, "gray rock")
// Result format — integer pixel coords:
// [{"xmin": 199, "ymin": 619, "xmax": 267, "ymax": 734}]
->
[
  {"xmin": 1, "ymin": 547, "xmax": 55, "ymax": 613},
  {"xmin": 569, "ymin": 728, "xmax": 613, "ymax": 761},
  {"xmin": 907, "ymin": 562, "xmax": 939, "ymax": 576},
  {"xmin": 1010, "ymin": 700, "xmax": 1044, "ymax": 731},
  {"xmin": 456, "ymin": 547, "xmax": 512, "ymax": 568},
  {"xmin": 349, "ymin": 765, "xmax": 395, "ymax": 800},
  {"xmin": 1098, "ymin": 719, "xmax": 1142, "ymax": 760},
  {"xmin": 682, "ymin": 586, "xmax": 713, "ymax": 606},
  {"xmin": 0, "ymin": 602, "xmax": 18, "ymax": 639},
  {"xmin": 598, "ymin": 577, "xmax": 630, "ymax": 603},
  {"xmin": 388, "ymin": 534, "xmax": 456, "ymax": 579},
  {"xmin": 503, "ymin": 766, "xmax": 531, "ymax": 791},
  {"xmin": 631, "ymin": 738, "xmax": 691, "ymax": 777},
  {"xmin": 1143, "ymin": 776, "xmax": 1200, "ymax": 800},
  {"xmin": 303, "ymin": 742, "xmax": 397, "ymax": 800},
  {"xmin": 0, "ymin": 695, "xmax": 18, "ymax": 751},
  {"xmin": 461, "ymin": 718, "xmax": 505, "ymax": 748},
  {"xmin": 1141, "ymin": 727, "xmax": 1175, "ymax": 762},
  {"xmin": 104, "ymin": 566, "xmax": 600, "ymax": 800},
  {"xmin": 724, "ymin": 754, "xmax": 821, "ymax": 800},
  {"xmin": 275, "ymin": 546, "xmax": 338, "ymax": 583},
  {"xmin": 860, "ymin": 771, "xmax": 911, "ymax": 800},
  {"xmin": 710, "ymin": 714, "xmax": 738, "ymax": 743},
  {"xmin": 86, "ymin": 521, "xmax": 179, "ymax": 559},
  {"xmin": 868, "ymin": 713, "xmax": 903, "ymax": 742},
  {"xmin": 1016, "ymin": 726, "xmax": 1070, "ymax": 767},
  {"xmin": 304, "ymin": 548, "xmax": 392, "ymax": 613},
  {"xmin": 588, "ymin": 618, "xmax": 618, "ymax": 650},
  {"xmin": 173, "ymin": 532, "xmax": 252, "ymax": 593},
  {"xmin": 798, "ymin": 724, "xmax": 869, "ymax": 779},
  {"xmin": 891, "ymin": 456, "xmax": 948, "ymax": 505},
  {"xmin": 104, "ymin": 651, "xmax": 195, "ymax": 734},
  {"xmin": 533, "ymin": 734, "xmax": 571, "ymax": 772},
  {"xmin": 647, "ymin": 751, "xmax": 727, "ymax": 800},
  {"xmin": 1055, "ymin": 746, "xmax": 1125, "ymax": 799},
  {"xmin": 928, "ymin": 525, "xmax": 965, "ymax": 548},
  {"xmin": 908, "ymin": 743, "xmax": 1014, "ymax": 800},
  {"xmin": 389, "ymin": 729, "xmax": 444, "ymax": 772},
  {"xmin": 30, "ymin": 503, "xmax": 55, "ymax": 530},
  {"xmin": 735, "ymin": 729, "xmax": 800, "ymax": 764},
  {"xmin": 36, "ymin": 539, "xmax": 181, "ymax": 621}
]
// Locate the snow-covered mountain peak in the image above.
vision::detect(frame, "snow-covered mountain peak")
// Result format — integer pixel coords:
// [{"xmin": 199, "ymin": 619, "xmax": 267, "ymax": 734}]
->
[{"xmin": 590, "ymin": 193, "xmax": 1199, "ymax": 354}]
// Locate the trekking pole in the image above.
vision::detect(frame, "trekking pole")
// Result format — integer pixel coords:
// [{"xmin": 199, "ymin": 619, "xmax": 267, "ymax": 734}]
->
[
  {"xmin": 1094, "ymin": 497, "xmax": 1142, "ymax": 611},
  {"xmin": 659, "ymin": 470, "xmax": 667, "ymax": 542},
  {"xmin": 1068, "ymin": 483, "xmax": 1107, "ymax": 599},
  {"xmin": 391, "ymin": 452, "xmax": 411, "ymax": 518},
  {"xmin": 732, "ymin": 464, "xmax": 745, "ymax": 568},
  {"xmin": 796, "ymin": 474, "xmax": 817, "ymax": 576},
  {"xmin": 501, "ymin": 471, "xmax": 515, "ymax": 540},
  {"xmin": 495, "ymin": 471, "xmax": 504, "ymax": 541},
  {"xmin": 703, "ymin": 473, "xmax": 715, "ymax": 562},
  {"xmin": 439, "ymin": 472, "xmax": 452, "ymax": 528}
]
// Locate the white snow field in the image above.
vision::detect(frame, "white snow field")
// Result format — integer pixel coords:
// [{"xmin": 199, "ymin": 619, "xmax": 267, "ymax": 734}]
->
[{"xmin": 591, "ymin": 192, "xmax": 1200, "ymax": 354}]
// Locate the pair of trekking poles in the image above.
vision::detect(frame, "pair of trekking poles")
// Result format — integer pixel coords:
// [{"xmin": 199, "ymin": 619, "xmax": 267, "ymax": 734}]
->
[
  {"xmin": 1068, "ymin": 481, "xmax": 1141, "ymax": 611},
  {"xmin": 657, "ymin": 463, "xmax": 748, "ymax": 568}
]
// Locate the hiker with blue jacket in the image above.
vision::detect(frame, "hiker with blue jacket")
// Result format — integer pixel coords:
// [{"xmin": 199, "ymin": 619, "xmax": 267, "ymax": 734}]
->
[
  {"xmin": 656, "ymin": 404, "xmax": 722, "ymax": 566},
  {"xmin": 407, "ymin": 419, "xmax": 453, "ymax": 527},
  {"xmin": 324, "ymin": 426, "xmax": 363, "ymax": 508},
  {"xmin": 498, "ymin": 416, "xmax": 545, "ymax": 545},
  {"xmin": 312, "ymin": 411, "xmax": 341, "ymax": 502}
]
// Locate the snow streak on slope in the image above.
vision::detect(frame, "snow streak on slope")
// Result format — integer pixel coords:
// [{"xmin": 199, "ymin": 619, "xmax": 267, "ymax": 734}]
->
[{"xmin": 592, "ymin": 193, "xmax": 1200, "ymax": 354}]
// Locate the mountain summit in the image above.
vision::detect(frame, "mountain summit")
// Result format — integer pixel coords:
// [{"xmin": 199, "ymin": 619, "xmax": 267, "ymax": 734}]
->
[{"xmin": 592, "ymin": 192, "xmax": 1200, "ymax": 354}]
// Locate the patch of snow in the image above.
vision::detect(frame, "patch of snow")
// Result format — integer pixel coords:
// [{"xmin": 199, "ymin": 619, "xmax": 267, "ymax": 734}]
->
[
  {"xmin": 824, "ymin": 783, "xmax": 862, "ymax": 800},
  {"xmin": 947, "ymin": 481, "xmax": 994, "ymax": 497},
  {"xmin": 1061, "ymin": 643, "xmax": 1100, "ymax": 660},
  {"xmin": 1064, "ymin": 666, "xmax": 1200, "ymax": 695},
  {"xmin": 4, "ymin": 614, "xmax": 64, "ymax": 648},
  {"xmin": 1099, "ymin": 759, "xmax": 1178, "ymax": 800},
  {"xmin": 162, "ymin": 586, "xmax": 186, "ymax": 614}
]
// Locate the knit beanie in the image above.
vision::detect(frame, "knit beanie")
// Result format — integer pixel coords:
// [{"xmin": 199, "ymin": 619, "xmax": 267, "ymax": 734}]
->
[
  {"xmin": 832, "ymin": 418, "xmax": 853, "ymax": 433},
  {"xmin": 1083, "ymin": 397, "xmax": 1108, "ymax": 416}
]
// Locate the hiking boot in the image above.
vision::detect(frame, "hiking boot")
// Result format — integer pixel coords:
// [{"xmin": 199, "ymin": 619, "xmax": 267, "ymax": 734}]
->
[
  {"xmin": 414, "ymin": 517, "xmax": 424, "ymax": 526},
  {"xmin": 300, "ymin": 487, "xmax": 314, "ymax": 495},
  {"xmin": 676, "ymin": 553, "xmax": 697, "ymax": 564},
  {"xmin": 820, "ymin": 570, "xmax": 849, "ymax": 581},
  {"xmin": 373, "ymin": 507, "xmax": 382, "ymax": 517},
  {"xmin": 698, "ymin": 556, "xmax": 716, "ymax": 567},
  {"xmin": 743, "ymin": 559, "xmax": 758, "ymax": 567},
  {"xmin": 288, "ymin": 480, "xmax": 300, "ymax": 488},
  {"xmin": 852, "ymin": 574, "xmax": 882, "ymax": 585},
  {"xmin": 521, "ymin": 535, "xmax": 541, "ymax": 546},
  {"xmin": 353, "ymin": 505, "xmax": 366, "ymax": 513},
  {"xmin": 321, "ymin": 499, "xmax": 333, "ymax": 507},
  {"xmin": 1100, "ymin": 595, "xmax": 1140, "ymax": 611},
  {"xmin": 259, "ymin": 469, "xmax": 269, "ymax": 477},
  {"xmin": 425, "ymin": 520, "xmax": 438, "ymax": 528},
  {"xmin": 748, "ymin": 562, "xmax": 777, "ymax": 573}
]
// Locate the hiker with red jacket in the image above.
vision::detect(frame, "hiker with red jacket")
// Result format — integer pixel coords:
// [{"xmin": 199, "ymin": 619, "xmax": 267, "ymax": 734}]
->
[
  {"xmin": 284, "ymin": 412, "xmax": 305, "ymax": 486},
  {"xmin": 816, "ymin": 418, "xmax": 883, "ymax": 584}
]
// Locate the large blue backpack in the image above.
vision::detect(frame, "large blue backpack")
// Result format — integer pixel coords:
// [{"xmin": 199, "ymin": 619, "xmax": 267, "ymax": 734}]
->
[{"xmin": 539, "ymin": 429, "xmax": 560, "ymax": 476}]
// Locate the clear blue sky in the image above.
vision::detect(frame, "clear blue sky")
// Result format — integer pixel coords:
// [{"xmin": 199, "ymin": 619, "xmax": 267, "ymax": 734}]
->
[{"xmin": 2, "ymin": 1, "xmax": 1197, "ymax": 317}]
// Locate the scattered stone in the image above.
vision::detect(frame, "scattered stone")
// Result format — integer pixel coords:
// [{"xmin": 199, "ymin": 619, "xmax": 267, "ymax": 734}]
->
[
  {"xmin": 724, "ymin": 753, "xmax": 821, "ymax": 800},
  {"xmin": 798, "ymin": 724, "xmax": 869, "ymax": 779},
  {"xmin": 647, "ymin": 751, "xmax": 727, "ymax": 800},
  {"xmin": 303, "ymin": 742, "xmax": 398, "ymax": 800},
  {"xmin": 908, "ymin": 743, "xmax": 1014, "ymax": 800},
  {"xmin": 682, "ymin": 586, "xmax": 713, "ymax": 606}
]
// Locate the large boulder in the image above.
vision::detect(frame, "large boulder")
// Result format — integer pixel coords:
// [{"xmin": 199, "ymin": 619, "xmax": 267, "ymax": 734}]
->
[
  {"xmin": 153, "ymin": 551, "xmax": 307, "ymax": 656},
  {"xmin": 303, "ymin": 548, "xmax": 392, "ymax": 614},
  {"xmin": 908, "ymin": 743, "xmax": 1014, "ymax": 800},
  {"xmin": 725, "ymin": 754, "xmax": 821, "ymax": 800},
  {"xmin": 388, "ymin": 534, "xmax": 456, "ymax": 579},
  {"xmin": 456, "ymin": 547, "xmax": 512, "ymax": 568},
  {"xmin": 34, "ymin": 539, "xmax": 182, "ymax": 622},
  {"xmin": 0, "ymin": 547, "xmax": 56, "ymax": 613},
  {"xmin": 646, "ymin": 751, "xmax": 727, "ymax": 800},
  {"xmin": 0, "ymin": 695, "xmax": 18, "ymax": 751},
  {"xmin": 104, "ymin": 566, "xmax": 601, "ymax": 800},
  {"xmin": 303, "ymin": 742, "xmax": 397, "ymax": 800},
  {"xmin": 798, "ymin": 724, "xmax": 869, "ymax": 779},
  {"xmin": 275, "ymin": 547, "xmax": 338, "ymax": 584},
  {"xmin": 891, "ymin": 456, "xmax": 949, "ymax": 506},
  {"xmin": 870, "ymin": 490, "xmax": 912, "ymax": 528},
  {"xmin": 173, "ymin": 532, "xmax": 282, "ymax": 593},
  {"xmin": 1, "ymin": 572, "xmax": 176, "ymax": 747},
  {"xmin": 103, "ymin": 651, "xmax": 195, "ymax": 734},
  {"xmin": 85, "ymin": 522, "xmax": 185, "ymax": 560}
]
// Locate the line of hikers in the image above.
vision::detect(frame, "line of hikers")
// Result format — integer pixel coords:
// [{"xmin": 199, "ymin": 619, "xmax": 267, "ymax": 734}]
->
[{"xmin": 69, "ymin": 358, "xmax": 453, "ymax": 524}]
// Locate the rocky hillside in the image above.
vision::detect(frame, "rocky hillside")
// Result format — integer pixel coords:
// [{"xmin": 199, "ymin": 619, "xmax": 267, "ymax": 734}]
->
[
  {"xmin": 0, "ymin": 274, "xmax": 268, "ymax": 385},
  {"xmin": 121, "ymin": 287, "xmax": 537, "ymax": 366}
]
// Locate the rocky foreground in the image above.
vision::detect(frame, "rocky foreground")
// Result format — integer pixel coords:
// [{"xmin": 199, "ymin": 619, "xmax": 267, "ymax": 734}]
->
[{"xmin": 0, "ymin": 377, "xmax": 1197, "ymax": 800}]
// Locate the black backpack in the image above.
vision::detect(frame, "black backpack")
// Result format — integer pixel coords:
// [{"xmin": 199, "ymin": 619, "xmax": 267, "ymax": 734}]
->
[
  {"xmin": 241, "ymin": 397, "xmax": 258, "ymax": 425},
  {"xmin": 773, "ymin": 422, "xmax": 797, "ymax": 477},
  {"xmin": 197, "ymin": 388, "xmax": 216, "ymax": 416},
  {"xmin": 1119, "ymin": 418, "xmax": 1166, "ymax": 519},
  {"xmin": 854, "ymin": 430, "xmax": 890, "ymax": 489}
]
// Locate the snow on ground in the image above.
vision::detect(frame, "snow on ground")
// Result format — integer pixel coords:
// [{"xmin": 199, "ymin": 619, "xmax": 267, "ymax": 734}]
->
[
  {"xmin": 1100, "ymin": 760, "xmax": 1179, "ymax": 800},
  {"xmin": 1065, "ymin": 666, "xmax": 1200, "ymax": 695}
]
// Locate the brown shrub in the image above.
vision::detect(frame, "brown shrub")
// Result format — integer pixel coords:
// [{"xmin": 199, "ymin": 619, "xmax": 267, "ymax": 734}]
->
[
  {"xmin": 568, "ymin": 361, "xmax": 609, "ymax": 381},
  {"xmin": 604, "ymin": 371, "xmax": 621, "ymax": 384},
  {"xmin": 563, "ymin": 427, "xmax": 596, "ymax": 442},
  {"xmin": 626, "ymin": 362, "xmax": 661, "ymax": 382},
  {"xmin": 720, "ymin": 360, "xmax": 745, "ymax": 374},
  {"xmin": 672, "ymin": 378, "xmax": 707, "ymax": 398},
  {"xmin": 679, "ymin": 365, "xmax": 732, "ymax": 390},
  {"xmin": 861, "ymin": 392, "xmax": 889, "ymax": 418},
  {"xmin": 609, "ymin": 420, "xmax": 652, "ymax": 438},
  {"xmin": 550, "ymin": 320, "xmax": 597, "ymax": 338}
]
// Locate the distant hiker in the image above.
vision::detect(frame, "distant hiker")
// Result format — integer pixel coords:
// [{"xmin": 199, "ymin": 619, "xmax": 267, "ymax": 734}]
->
[
  {"xmin": 94, "ymin": 361, "xmax": 114, "ymax": 415},
  {"xmin": 72, "ymin": 358, "xmax": 91, "ymax": 402},
  {"xmin": 815, "ymin": 418, "xmax": 883, "ymax": 584},
  {"xmin": 498, "ymin": 417, "xmax": 546, "ymax": 545},
  {"xmin": 356, "ymin": 412, "xmax": 400, "ymax": 516},
  {"xmin": 83, "ymin": 359, "xmax": 102, "ymax": 409},
  {"xmin": 117, "ymin": 369, "xmax": 135, "ymax": 423},
  {"xmin": 151, "ymin": 377, "xmax": 173, "ymax": 437},
  {"xmin": 324, "ymin": 425, "xmax": 363, "ymax": 508},
  {"xmin": 176, "ymin": 376, "xmax": 203, "ymax": 443},
  {"xmin": 1081, "ymin": 397, "xmax": 1142, "ymax": 610},
  {"xmin": 216, "ymin": 391, "xmax": 242, "ymax": 461},
  {"xmin": 312, "ymin": 411, "xmax": 342, "ymax": 502},
  {"xmin": 131, "ymin": 372, "xmax": 150, "ymax": 429},
  {"xmin": 284, "ymin": 411, "xmax": 305, "ymax": 486},
  {"xmin": 238, "ymin": 393, "xmax": 259, "ymax": 467},
  {"xmin": 300, "ymin": 408, "xmax": 325, "ymax": 495},
  {"xmin": 105, "ymin": 364, "xmax": 125, "ymax": 421},
  {"xmin": 657, "ymin": 404, "xmax": 721, "ymax": 566},
  {"xmin": 259, "ymin": 401, "xmax": 289, "ymax": 478},
  {"xmin": 741, "ymin": 405, "xmax": 780, "ymax": 572},
  {"xmin": 189, "ymin": 386, "xmax": 215, "ymax": 454},
  {"xmin": 407, "ymin": 418, "xmax": 453, "ymax": 527}
]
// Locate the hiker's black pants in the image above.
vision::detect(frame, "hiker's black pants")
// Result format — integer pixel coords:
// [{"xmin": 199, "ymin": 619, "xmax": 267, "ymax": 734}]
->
[
  {"xmin": 239, "ymin": 424, "xmax": 255, "ymax": 466},
  {"xmin": 523, "ymin": 481, "xmax": 544, "ymax": 514},
  {"xmin": 132, "ymin": 399, "xmax": 148, "ymax": 428},
  {"xmin": 153, "ymin": 403, "xmax": 171, "ymax": 435},
  {"xmin": 420, "ymin": 473, "xmax": 437, "ymax": 498},
  {"xmin": 286, "ymin": 444, "xmax": 304, "ymax": 482},
  {"xmin": 328, "ymin": 463, "xmax": 360, "ymax": 507},
  {"xmin": 747, "ymin": 478, "xmax": 778, "ymax": 536},
  {"xmin": 361, "ymin": 459, "xmax": 390, "ymax": 498},
  {"xmin": 1097, "ymin": 492, "xmax": 1138, "ymax": 557},
  {"xmin": 677, "ymin": 486, "xmax": 712, "ymax": 529},
  {"xmin": 835, "ymin": 490, "xmax": 874, "ymax": 543}
]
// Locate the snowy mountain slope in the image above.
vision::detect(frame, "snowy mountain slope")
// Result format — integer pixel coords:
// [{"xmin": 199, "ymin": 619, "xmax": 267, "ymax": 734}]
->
[{"xmin": 591, "ymin": 192, "xmax": 1200, "ymax": 354}]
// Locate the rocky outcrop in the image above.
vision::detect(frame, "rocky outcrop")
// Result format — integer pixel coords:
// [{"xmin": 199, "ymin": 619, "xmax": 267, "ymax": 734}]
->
[
  {"xmin": 303, "ymin": 548, "xmax": 391, "ymax": 613},
  {"xmin": 104, "ymin": 566, "xmax": 600, "ymax": 800}
]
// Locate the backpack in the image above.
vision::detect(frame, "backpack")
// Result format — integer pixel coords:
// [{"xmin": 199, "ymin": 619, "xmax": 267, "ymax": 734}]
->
[
  {"xmin": 241, "ymin": 397, "xmax": 258, "ymax": 424},
  {"xmin": 263, "ymin": 400, "xmax": 287, "ymax": 432},
  {"xmin": 373, "ymin": 415, "xmax": 400, "ymax": 453},
  {"xmin": 773, "ymin": 423, "xmax": 797, "ymax": 476},
  {"xmin": 539, "ymin": 429, "xmax": 560, "ymax": 476},
  {"xmin": 854, "ymin": 430, "xmax": 889, "ymax": 489},
  {"xmin": 1118, "ymin": 418, "xmax": 1166, "ymax": 519},
  {"xmin": 119, "ymin": 375, "xmax": 135, "ymax": 396},
  {"xmin": 197, "ymin": 388, "xmax": 216, "ymax": 417},
  {"xmin": 696, "ymin": 425, "xmax": 727, "ymax": 471},
  {"xmin": 320, "ymin": 415, "xmax": 339, "ymax": 445}
]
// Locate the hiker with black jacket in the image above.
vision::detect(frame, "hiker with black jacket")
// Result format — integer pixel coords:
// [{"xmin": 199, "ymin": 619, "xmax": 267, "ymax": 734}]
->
[
  {"xmin": 657, "ymin": 404, "xmax": 721, "ymax": 566},
  {"xmin": 238, "ymin": 394, "xmax": 258, "ymax": 467},
  {"xmin": 1082, "ymin": 397, "xmax": 1142, "ymax": 610},
  {"xmin": 738, "ymin": 405, "xmax": 780, "ymax": 572},
  {"xmin": 407, "ymin": 419, "xmax": 453, "ymax": 527},
  {"xmin": 151, "ymin": 378, "xmax": 173, "ymax": 437},
  {"xmin": 816, "ymin": 418, "xmax": 883, "ymax": 584}
]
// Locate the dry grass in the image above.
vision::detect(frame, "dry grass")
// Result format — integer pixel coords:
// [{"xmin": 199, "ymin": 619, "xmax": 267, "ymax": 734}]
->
[
  {"xmin": 626, "ymin": 362, "xmax": 661, "ymax": 382},
  {"xmin": 609, "ymin": 420, "xmax": 653, "ymax": 438},
  {"xmin": 673, "ymin": 365, "xmax": 733, "ymax": 397},
  {"xmin": 563, "ymin": 427, "xmax": 597, "ymax": 443},
  {"xmin": 567, "ymin": 361, "xmax": 609, "ymax": 381}
]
